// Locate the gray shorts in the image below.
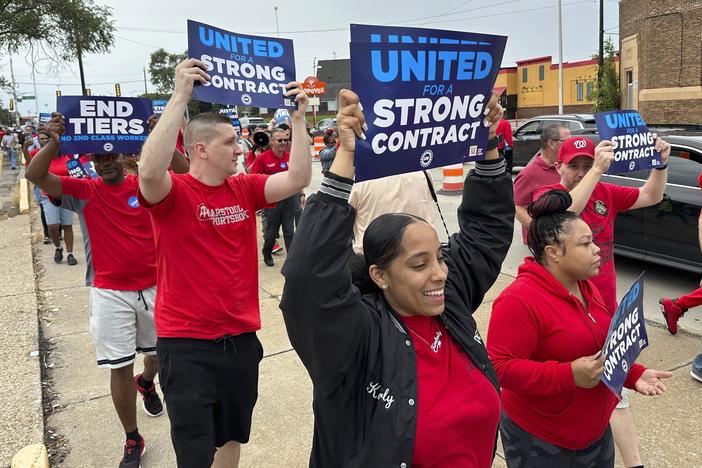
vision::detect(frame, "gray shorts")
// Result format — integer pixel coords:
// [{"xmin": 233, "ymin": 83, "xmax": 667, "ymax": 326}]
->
[
  {"xmin": 89, "ymin": 286, "xmax": 157, "ymax": 369},
  {"xmin": 41, "ymin": 196, "xmax": 73, "ymax": 226}
]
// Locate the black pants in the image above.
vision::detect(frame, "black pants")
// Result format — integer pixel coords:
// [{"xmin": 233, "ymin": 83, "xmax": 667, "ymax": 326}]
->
[
  {"xmin": 157, "ymin": 334, "xmax": 263, "ymax": 467},
  {"xmin": 262, "ymin": 196, "xmax": 295, "ymax": 257},
  {"xmin": 500, "ymin": 414, "xmax": 615, "ymax": 468}
]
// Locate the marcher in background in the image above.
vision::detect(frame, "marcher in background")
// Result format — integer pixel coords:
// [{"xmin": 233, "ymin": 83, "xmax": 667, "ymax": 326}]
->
[
  {"xmin": 319, "ymin": 132, "xmax": 337, "ymax": 176},
  {"xmin": 23, "ymin": 130, "xmax": 53, "ymax": 244},
  {"xmin": 513, "ymin": 124, "xmax": 570, "ymax": 244},
  {"xmin": 251, "ymin": 127, "xmax": 297, "ymax": 266},
  {"xmin": 1, "ymin": 129, "xmax": 18, "ymax": 170},
  {"xmin": 488, "ymin": 189, "xmax": 672, "ymax": 468},
  {"xmin": 26, "ymin": 113, "xmax": 167, "ymax": 468},
  {"xmin": 137, "ymin": 58, "xmax": 311, "ymax": 467},
  {"xmin": 281, "ymin": 89, "xmax": 513, "ymax": 467},
  {"xmin": 496, "ymin": 117, "xmax": 514, "ymax": 173},
  {"xmin": 40, "ymin": 153, "xmax": 83, "ymax": 265},
  {"xmin": 122, "ymin": 153, "xmax": 139, "ymax": 176},
  {"xmin": 533, "ymin": 135, "xmax": 670, "ymax": 468}
]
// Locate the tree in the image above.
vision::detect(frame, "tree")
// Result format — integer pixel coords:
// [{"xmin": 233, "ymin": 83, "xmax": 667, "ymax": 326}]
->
[
  {"xmin": 0, "ymin": 0, "xmax": 115, "ymax": 95},
  {"xmin": 592, "ymin": 38, "xmax": 620, "ymax": 112},
  {"xmin": 54, "ymin": 0, "xmax": 116, "ymax": 95},
  {"xmin": 149, "ymin": 49, "xmax": 187, "ymax": 94}
]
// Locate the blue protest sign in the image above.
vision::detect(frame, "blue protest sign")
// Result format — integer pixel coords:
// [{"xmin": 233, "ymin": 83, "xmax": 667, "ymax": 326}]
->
[
  {"xmin": 271, "ymin": 108, "xmax": 291, "ymax": 127},
  {"xmin": 349, "ymin": 25, "xmax": 506, "ymax": 181},
  {"xmin": 595, "ymin": 110, "xmax": 663, "ymax": 174},
  {"xmin": 600, "ymin": 272, "xmax": 649, "ymax": 399},
  {"xmin": 187, "ymin": 19, "xmax": 296, "ymax": 109},
  {"xmin": 39, "ymin": 112, "xmax": 52, "ymax": 123},
  {"xmin": 152, "ymin": 99, "xmax": 167, "ymax": 115},
  {"xmin": 66, "ymin": 158, "xmax": 98, "ymax": 179},
  {"xmin": 57, "ymin": 96, "xmax": 152, "ymax": 154}
]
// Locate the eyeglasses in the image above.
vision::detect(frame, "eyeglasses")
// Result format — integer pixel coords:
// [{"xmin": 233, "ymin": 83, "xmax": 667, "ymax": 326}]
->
[{"xmin": 274, "ymin": 139, "xmax": 289, "ymax": 143}]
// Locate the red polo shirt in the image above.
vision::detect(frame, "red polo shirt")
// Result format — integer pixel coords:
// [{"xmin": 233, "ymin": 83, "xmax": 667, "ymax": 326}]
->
[
  {"xmin": 250, "ymin": 149, "xmax": 290, "ymax": 175},
  {"xmin": 513, "ymin": 152, "xmax": 561, "ymax": 244}
]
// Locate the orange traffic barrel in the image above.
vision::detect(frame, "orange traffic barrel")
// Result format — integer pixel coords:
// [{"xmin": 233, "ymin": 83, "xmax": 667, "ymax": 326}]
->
[
  {"xmin": 438, "ymin": 163, "xmax": 464, "ymax": 195},
  {"xmin": 241, "ymin": 128, "xmax": 249, "ymax": 140},
  {"xmin": 313, "ymin": 136, "xmax": 324, "ymax": 161}
]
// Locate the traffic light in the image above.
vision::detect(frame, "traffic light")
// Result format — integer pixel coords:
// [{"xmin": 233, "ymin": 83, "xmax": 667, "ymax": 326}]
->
[
  {"xmin": 85, "ymin": 88, "xmax": 92, "ymax": 96},
  {"xmin": 56, "ymin": 90, "xmax": 62, "ymax": 97},
  {"xmin": 8, "ymin": 99, "xmax": 14, "ymax": 111},
  {"xmin": 115, "ymin": 83, "xmax": 121, "ymax": 97}
]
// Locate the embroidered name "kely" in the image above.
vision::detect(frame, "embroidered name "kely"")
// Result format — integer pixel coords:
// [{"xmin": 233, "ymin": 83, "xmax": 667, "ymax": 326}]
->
[{"xmin": 366, "ymin": 381, "xmax": 395, "ymax": 409}]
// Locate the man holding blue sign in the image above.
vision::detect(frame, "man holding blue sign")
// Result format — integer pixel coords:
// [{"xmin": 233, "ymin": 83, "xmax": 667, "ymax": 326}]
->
[
  {"xmin": 26, "ymin": 112, "xmax": 189, "ymax": 468},
  {"xmin": 137, "ymin": 58, "xmax": 310, "ymax": 467}
]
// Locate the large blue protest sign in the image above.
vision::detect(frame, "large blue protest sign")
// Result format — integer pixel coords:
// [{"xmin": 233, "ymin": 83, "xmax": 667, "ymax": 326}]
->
[
  {"xmin": 57, "ymin": 96, "xmax": 152, "ymax": 154},
  {"xmin": 349, "ymin": 25, "xmax": 506, "ymax": 181},
  {"xmin": 187, "ymin": 20, "xmax": 296, "ymax": 109},
  {"xmin": 595, "ymin": 110, "xmax": 663, "ymax": 174},
  {"xmin": 600, "ymin": 272, "xmax": 649, "ymax": 399}
]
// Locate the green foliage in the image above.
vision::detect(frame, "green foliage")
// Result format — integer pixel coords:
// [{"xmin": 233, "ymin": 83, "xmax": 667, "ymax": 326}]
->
[
  {"xmin": 0, "ymin": 0, "xmax": 115, "ymax": 56},
  {"xmin": 148, "ymin": 49, "xmax": 187, "ymax": 94},
  {"xmin": 592, "ymin": 38, "xmax": 620, "ymax": 112}
]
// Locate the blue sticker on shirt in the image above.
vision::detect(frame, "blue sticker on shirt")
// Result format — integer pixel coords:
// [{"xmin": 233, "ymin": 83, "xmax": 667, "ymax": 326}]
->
[{"xmin": 127, "ymin": 196, "xmax": 140, "ymax": 209}]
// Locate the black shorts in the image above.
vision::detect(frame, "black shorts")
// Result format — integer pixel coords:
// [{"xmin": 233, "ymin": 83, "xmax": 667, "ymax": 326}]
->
[{"xmin": 157, "ymin": 333, "xmax": 263, "ymax": 467}]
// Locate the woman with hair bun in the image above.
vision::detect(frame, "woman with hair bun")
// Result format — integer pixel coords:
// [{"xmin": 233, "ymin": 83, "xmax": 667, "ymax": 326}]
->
[
  {"xmin": 487, "ymin": 189, "xmax": 672, "ymax": 468},
  {"xmin": 280, "ymin": 89, "xmax": 514, "ymax": 467}
]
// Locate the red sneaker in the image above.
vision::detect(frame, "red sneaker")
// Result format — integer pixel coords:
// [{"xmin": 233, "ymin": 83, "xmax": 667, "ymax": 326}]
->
[
  {"xmin": 119, "ymin": 436, "xmax": 145, "ymax": 468},
  {"xmin": 134, "ymin": 373, "xmax": 163, "ymax": 417},
  {"xmin": 659, "ymin": 297, "xmax": 686, "ymax": 335},
  {"xmin": 272, "ymin": 242, "xmax": 283, "ymax": 254}
]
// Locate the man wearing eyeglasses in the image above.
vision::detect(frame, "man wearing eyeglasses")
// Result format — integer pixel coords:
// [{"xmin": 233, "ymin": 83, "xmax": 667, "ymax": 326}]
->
[
  {"xmin": 251, "ymin": 127, "xmax": 295, "ymax": 266},
  {"xmin": 512, "ymin": 123, "xmax": 570, "ymax": 244}
]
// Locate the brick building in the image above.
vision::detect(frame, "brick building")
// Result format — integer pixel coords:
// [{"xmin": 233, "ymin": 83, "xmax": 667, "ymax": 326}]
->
[{"xmin": 620, "ymin": 0, "xmax": 702, "ymax": 124}]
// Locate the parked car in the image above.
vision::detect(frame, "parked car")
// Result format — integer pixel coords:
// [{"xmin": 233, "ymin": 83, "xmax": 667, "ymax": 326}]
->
[
  {"xmin": 554, "ymin": 131, "xmax": 702, "ymax": 273},
  {"xmin": 239, "ymin": 116, "xmax": 267, "ymax": 128},
  {"xmin": 309, "ymin": 118, "xmax": 337, "ymax": 137},
  {"xmin": 511, "ymin": 114, "xmax": 597, "ymax": 168}
]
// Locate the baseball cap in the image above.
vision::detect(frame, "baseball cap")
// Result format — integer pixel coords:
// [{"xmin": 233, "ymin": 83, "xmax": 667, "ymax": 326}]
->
[{"xmin": 558, "ymin": 136, "xmax": 596, "ymax": 164}]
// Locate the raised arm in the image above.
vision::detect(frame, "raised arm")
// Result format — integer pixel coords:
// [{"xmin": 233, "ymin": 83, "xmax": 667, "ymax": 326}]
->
[
  {"xmin": 629, "ymin": 135, "xmax": 670, "ymax": 210},
  {"xmin": 279, "ymin": 90, "xmax": 368, "ymax": 396},
  {"xmin": 264, "ymin": 85, "xmax": 312, "ymax": 203},
  {"xmin": 567, "ymin": 140, "xmax": 613, "ymax": 214},
  {"xmin": 445, "ymin": 93, "xmax": 515, "ymax": 311},
  {"xmin": 139, "ymin": 59, "xmax": 209, "ymax": 204},
  {"xmin": 25, "ymin": 113, "xmax": 64, "ymax": 199}
]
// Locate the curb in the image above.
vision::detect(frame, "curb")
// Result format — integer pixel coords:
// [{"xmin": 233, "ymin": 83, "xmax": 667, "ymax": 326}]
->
[{"xmin": 11, "ymin": 444, "xmax": 48, "ymax": 468}]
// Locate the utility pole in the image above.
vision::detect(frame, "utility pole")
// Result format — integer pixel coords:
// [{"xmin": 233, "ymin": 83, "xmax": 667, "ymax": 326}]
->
[
  {"xmin": 274, "ymin": 7, "xmax": 280, "ymax": 38},
  {"xmin": 557, "ymin": 0, "xmax": 564, "ymax": 114},
  {"xmin": 143, "ymin": 66, "xmax": 149, "ymax": 94},
  {"xmin": 9, "ymin": 57, "xmax": 21, "ymax": 126},
  {"xmin": 30, "ymin": 45, "xmax": 39, "ymax": 117},
  {"xmin": 598, "ymin": 0, "xmax": 604, "ymax": 90}
]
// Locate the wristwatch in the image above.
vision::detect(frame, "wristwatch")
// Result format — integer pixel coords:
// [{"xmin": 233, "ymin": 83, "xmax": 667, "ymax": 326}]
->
[{"xmin": 486, "ymin": 135, "xmax": 500, "ymax": 151}]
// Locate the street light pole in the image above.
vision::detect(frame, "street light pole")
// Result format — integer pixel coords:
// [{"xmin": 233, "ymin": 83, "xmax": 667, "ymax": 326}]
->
[
  {"xmin": 557, "ymin": 0, "xmax": 564, "ymax": 114},
  {"xmin": 274, "ymin": 7, "xmax": 280, "ymax": 38}
]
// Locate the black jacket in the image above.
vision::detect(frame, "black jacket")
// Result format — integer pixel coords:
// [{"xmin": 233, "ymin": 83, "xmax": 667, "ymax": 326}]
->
[{"xmin": 280, "ymin": 158, "xmax": 515, "ymax": 468}]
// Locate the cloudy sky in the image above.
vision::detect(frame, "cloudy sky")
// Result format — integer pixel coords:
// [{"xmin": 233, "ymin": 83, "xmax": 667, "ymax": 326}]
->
[{"xmin": 2, "ymin": 0, "xmax": 619, "ymax": 117}]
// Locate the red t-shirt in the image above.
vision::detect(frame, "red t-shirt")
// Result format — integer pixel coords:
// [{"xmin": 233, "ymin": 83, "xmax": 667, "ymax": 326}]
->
[
  {"xmin": 534, "ymin": 182, "xmax": 639, "ymax": 312},
  {"xmin": 400, "ymin": 315, "xmax": 500, "ymax": 467},
  {"xmin": 496, "ymin": 119, "xmax": 513, "ymax": 150},
  {"xmin": 245, "ymin": 150, "xmax": 256, "ymax": 169},
  {"xmin": 513, "ymin": 153, "xmax": 561, "ymax": 244},
  {"xmin": 59, "ymin": 175, "xmax": 156, "ymax": 290},
  {"xmin": 138, "ymin": 172, "xmax": 272, "ymax": 339},
  {"xmin": 26, "ymin": 147, "xmax": 40, "ymax": 168},
  {"xmin": 250, "ymin": 149, "xmax": 290, "ymax": 175}
]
